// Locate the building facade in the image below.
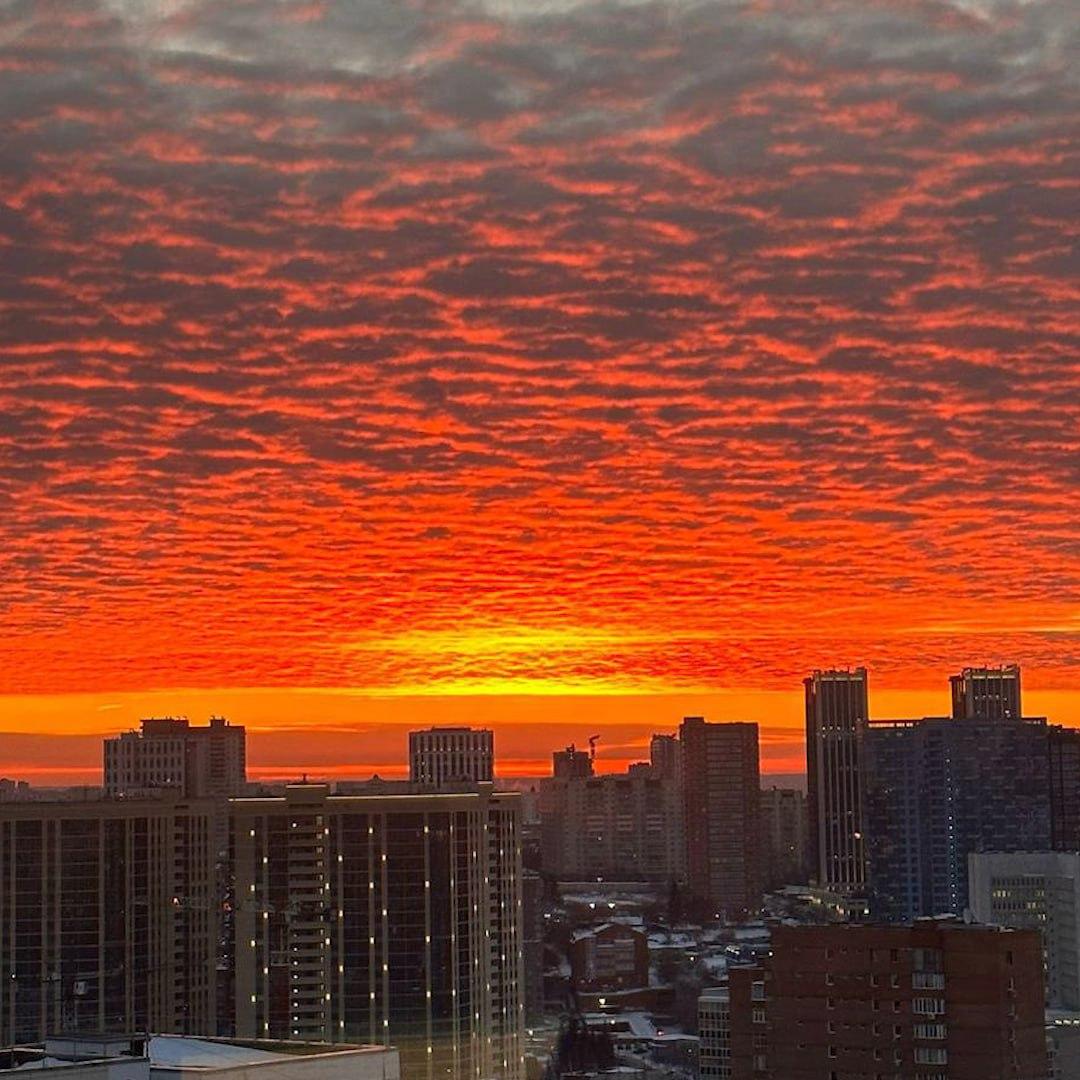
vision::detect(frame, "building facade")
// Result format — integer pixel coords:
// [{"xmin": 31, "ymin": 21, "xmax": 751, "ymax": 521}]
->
[
  {"xmin": 649, "ymin": 734, "xmax": 681, "ymax": 780},
  {"xmin": 862, "ymin": 714, "xmax": 1052, "ymax": 920},
  {"xmin": 104, "ymin": 716, "xmax": 246, "ymax": 798},
  {"xmin": 1049, "ymin": 725, "xmax": 1080, "ymax": 852},
  {"xmin": 551, "ymin": 745, "xmax": 593, "ymax": 780},
  {"xmin": 521, "ymin": 870, "xmax": 544, "ymax": 1020},
  {"xmin": 680, "ymin": 718, "xmax": 761, "ymax": 919},
  {"xmin": 408, "ymin": 728, "xmax": 494, "ymax": 787},
  {"xmin": 969, "ymin": 850, "xmax": 1080, "ymax": 1011},
  {"xmin": 804, "ymin": 668, "xmax": 868, "ymax": 893},
  {"xmin": 229, "ymin": 784, "xmax": 524, "ymax": 1080},
  {"xmin": 568, "ymin": 923, "xmax": 649, "ymax": 994},
  {"xmin": 538, "ymin": 764, "xmax": 685, "ymax": 883},
  {"xmin": 0, "ymin": 796, "xmax": 217, "ymax": 1044},
  {"xmin": 760, "ymin": 787, "xmax": 809, "ymax": 891},
  {"xmin": 698, "ymin": 986, "xmax": 732, "ymax": 1080},
  {"xmin": 950, "ymin": 664, "xmax": 1022, "ymax": 721},
  {"xmin": 726, "ymin": 921, "xmax": 1049, "ymax": 1079},
  {"xmin": 0, "ymin": 1034, "xmax": 399, "ymax": 1080}
]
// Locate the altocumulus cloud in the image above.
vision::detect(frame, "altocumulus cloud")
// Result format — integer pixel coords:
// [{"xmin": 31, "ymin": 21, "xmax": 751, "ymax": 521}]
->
[{"xmin": 0, "ymin": 0, "xmax": 1077, "ymax": 694}]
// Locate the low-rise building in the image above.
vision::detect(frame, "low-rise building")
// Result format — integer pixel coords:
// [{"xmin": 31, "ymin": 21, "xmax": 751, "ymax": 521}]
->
[{"xmin": 569, "ymin": 924, "xmax": 650, "ymax": 994}]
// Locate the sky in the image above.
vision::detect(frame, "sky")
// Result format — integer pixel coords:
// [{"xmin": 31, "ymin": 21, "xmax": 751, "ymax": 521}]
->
[{"xmin": 0, "ymin": 0, "xmax": 1077, "ymax": 783}]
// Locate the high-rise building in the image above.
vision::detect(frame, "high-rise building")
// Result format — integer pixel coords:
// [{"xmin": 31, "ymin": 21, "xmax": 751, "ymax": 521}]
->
[
  {"xmin": 969, "ymin": 850, "xmax": 1080, "ymax": 1011},
  {"xmin": 551, "ymin": 744, "xmax": 593, "ymax": 779},
  {"xmin": 862, "ymin": 714, "xmax": 1052, "ymax": 920},
  {"xmin": 725, "ymin": 920, "xmax": 1049, "ymax": 1079},
  {"xmin": 538, "ymin": 764, "xmax": 685, "ymax": 883},
  {"xmin": 408, "ymin": 727, "xmax": 494, "ymax": 786},
  {"xmin": 0, "ymin": 778, "xmax": 31, "ymax": 800},
  {"xmin": 679, "ymin": 718, "xmax": 761, "ymax": 918},
  {"xmin": 0, "ymin": 795, "xmax": 217, "ymax": 1044},
  {"xmin": 104, "ymin": 716, "xmax": 246, "ymax": 798},
  {"xmin": 649, "ymin": 734, "xmax": 681, "ymax": 779},
  {"xmin": 1049, "ymin": 724, "xmax": 1080, "ymax": 852},
  {"xmin": 804, "ymin": 668, "xmax": 868, "ymax": 892},
  {"xmin": 698, "ymin": 986, "xmax": 732, "ymax": 1080},
  {"xmin": 760, "ymin": 787, "xmax": 808, "ymax": 890},
  {"xmin": 229, "ymin": 783, "xmax": 524, "ymax": 1080},
  {"xmin": 521, "ymin": 870, "xmax": 544, "ymax": 1020},
  {"xmin": 950, "ymin": 664, "xmax": 1021, "ymax": 720}
]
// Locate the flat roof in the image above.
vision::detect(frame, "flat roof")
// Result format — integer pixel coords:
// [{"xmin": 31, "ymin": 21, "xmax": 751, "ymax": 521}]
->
[
  {"xmin": 150, "ymin": 1037, "xmax": 387, "ymax": 1067},
  {"xmin": 10, "ymin": 1037, "xmax": 391, "ymax": 1074}
]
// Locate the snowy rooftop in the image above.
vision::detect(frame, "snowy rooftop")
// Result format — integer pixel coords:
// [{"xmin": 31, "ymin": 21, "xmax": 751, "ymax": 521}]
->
[
  {"xmin": 7, "ymin": 1038, "xmax": 387, "ymax": 1075},
  {"xmin": 149, "ymin": 1039, "xmax": 299, "ymax": 1069}
]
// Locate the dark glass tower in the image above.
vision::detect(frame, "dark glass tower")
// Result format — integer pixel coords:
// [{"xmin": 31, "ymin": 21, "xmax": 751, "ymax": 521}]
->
[
  {"xmin": 804, "ymin": 668, "xmax": 868, "ymax": 892},
  {"xmin": 862, "ymin": 714, "xmax": 1052, "ymax": 920}
]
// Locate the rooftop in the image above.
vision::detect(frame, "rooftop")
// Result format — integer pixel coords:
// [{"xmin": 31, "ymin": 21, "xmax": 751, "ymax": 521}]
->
[{"xmin": 4, "ymin": 1037, "xmax": 390, "ymax": 1075}]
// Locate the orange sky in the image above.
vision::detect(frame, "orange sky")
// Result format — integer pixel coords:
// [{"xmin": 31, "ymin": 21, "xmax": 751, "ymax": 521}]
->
[
  {"xmin": 0, "ymin": 0, "xmax": 1076, "ymax": 776},
  {"xmin": 2, "ymin": 685, "xmax": 1078, "ymax": 786}
]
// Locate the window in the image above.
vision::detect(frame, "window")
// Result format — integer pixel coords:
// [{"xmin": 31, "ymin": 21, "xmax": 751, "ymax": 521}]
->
[
  {"xmin": 753, "ymin": 1008, "xmax": 766, "ymax": 1024},
  {"xmin": 913, "ymin": 997, "xmax": 945, "ymax": 1016},
  {"xmin": 915, "ymin": 1047, "xmax": 948, "ymax": 1065},
  {"xmin": 914, "ymin": 1023, "xmax": 946, "ymax": 1040},
  {"xmin": 751, "ymin": 981, "xmax": 765, "ymax": 1002}
]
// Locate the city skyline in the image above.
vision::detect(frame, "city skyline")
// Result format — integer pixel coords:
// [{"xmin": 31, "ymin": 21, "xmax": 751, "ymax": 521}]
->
[
  {"xmin": 2, "ymin": 664, "xmax": 1074, "ymax": 785},
  {"xmin": 2, "ymin": 2, "xmax": 1075, "ymax": 1077}
]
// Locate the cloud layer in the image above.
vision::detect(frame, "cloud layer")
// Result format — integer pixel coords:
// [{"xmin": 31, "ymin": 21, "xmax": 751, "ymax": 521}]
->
[{"xmin": 1, "ymin": 0, "xmax": 1077, "ymax": 697}]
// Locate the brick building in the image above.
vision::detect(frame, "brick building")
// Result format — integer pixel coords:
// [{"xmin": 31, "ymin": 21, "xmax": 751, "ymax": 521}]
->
[
  {"xmin": 569, "ymin": 923, "xmax": 649, "ymax": 993},
  {"xmin": 725, "ymin": 920, "xmax": 1049, "ymax": 1079},
  {"xmin": 680, "ymin": 718, "xmax": 761, "ymax": 918}
]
